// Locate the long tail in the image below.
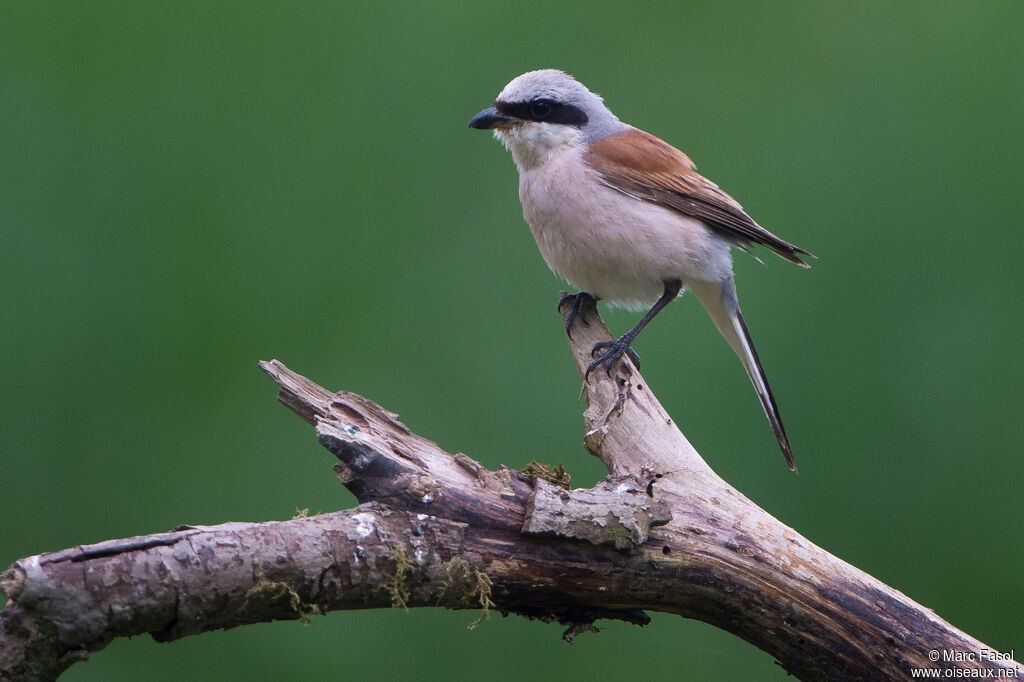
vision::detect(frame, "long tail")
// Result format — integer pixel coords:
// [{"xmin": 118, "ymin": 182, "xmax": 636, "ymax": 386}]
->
[{"xmin": 689, "ymin": 279, "xmax": 797, "ymax": 472}]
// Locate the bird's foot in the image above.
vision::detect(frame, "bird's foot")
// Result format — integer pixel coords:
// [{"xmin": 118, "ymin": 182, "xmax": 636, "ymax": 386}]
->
[
  {"xmin": 558, "ymin": 291, "xmax": 597, "ymax": 338},
  {"xmin": 586, "ymin": 337, "xmax": 641, "ymax": 378}
]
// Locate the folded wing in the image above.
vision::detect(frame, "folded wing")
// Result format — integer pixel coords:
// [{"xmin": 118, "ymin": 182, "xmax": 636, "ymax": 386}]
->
[{"xmin": 585, "ymin": 127, "xmax": 813, "ymax": 267}]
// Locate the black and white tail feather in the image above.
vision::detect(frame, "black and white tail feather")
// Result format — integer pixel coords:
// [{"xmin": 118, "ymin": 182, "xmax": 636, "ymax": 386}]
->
[{"xmin": 689, "ymin": 279, "xmax": 797, "ymax": 472}]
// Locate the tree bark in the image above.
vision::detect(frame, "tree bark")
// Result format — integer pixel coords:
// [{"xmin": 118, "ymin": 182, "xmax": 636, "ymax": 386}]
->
[{"xmin": 0, "ymin": 296, "xmax": 1019, "ymax": 681}]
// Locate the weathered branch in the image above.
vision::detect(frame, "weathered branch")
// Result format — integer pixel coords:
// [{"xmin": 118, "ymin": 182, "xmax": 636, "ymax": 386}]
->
[{"xmin": 1, "ymin": 296, "xmax": 1019, "ymax": 681}]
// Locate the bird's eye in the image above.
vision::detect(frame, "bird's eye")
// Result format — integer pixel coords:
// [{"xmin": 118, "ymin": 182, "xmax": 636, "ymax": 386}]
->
[{"xmin": 530, "ymin": 100, "xmax": 552, "ymax": 119}]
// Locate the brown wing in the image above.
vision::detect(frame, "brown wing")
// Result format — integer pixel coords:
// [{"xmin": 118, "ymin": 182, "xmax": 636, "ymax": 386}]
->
[{"xmin": 585, "ymin": 127, "xmax": 812, "ymax": 267}]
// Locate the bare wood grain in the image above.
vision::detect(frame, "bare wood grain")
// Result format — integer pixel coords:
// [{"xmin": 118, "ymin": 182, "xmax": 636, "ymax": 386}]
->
[{"xmin": 1, "ymin": 299, "xmax": 1018, "ymax": 681}]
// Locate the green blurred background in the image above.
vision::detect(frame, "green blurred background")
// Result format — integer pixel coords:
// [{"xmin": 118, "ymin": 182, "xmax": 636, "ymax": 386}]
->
[{"xmin": 2, "ymin": 1, "xmax": 1021, "ymax": 679}]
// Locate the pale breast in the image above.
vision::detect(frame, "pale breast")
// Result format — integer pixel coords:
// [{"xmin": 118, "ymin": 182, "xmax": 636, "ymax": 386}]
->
[{"xmin": 517, "ymin": 146, "xmax": 734, "ymax": 309}]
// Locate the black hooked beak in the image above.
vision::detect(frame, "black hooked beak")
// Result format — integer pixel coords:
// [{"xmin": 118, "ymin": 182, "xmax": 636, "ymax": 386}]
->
[{"xmin": 468, "ymin": 106, "xmax": 514, "ymax": 130}]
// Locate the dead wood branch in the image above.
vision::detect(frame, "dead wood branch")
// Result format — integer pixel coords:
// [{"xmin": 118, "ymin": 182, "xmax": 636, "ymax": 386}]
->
[{"xmin": 0, "ymin": 296, "xmax": 1018, "ymax": 681}]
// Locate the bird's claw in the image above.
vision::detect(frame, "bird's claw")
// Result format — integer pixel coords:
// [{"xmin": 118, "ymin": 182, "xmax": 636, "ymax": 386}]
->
[
  {"xmin": 585, "ymin": 338, "xmax": 641, "ymax": 378},
  {"xmin": 559, "ymin": 291, "xmax": 597, "ymax": 338}
]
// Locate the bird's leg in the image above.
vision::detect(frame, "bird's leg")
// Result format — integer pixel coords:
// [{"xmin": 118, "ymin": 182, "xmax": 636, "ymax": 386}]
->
[
  {"xmin": 558, "ymin": 291, "xmax": 599, "ymax": 338},
  {"xmin": 586, "ymin": 279, "xmax": 682, "ymax": 378}
]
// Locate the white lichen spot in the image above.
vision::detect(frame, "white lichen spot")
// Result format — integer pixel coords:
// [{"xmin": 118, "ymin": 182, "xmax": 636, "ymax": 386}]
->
[
  {"xmin": 421, "ymin": 493, "xmax": 434, "ymax": 504},
  {"xmin": 414, "ymin": 547, "xmax": 426, "ymax": 565},
  {"xmin": 352, "ymin": 512, "xmax": 377, "ymax": 539}
]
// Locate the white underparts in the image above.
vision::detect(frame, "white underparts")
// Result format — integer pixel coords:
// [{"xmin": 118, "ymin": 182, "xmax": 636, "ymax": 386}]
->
[{"xmin": 502, "ymin": 131, "xmax": 734, "ymax": 309}]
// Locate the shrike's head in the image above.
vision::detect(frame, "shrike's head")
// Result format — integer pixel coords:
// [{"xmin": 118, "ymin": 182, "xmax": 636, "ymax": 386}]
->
[{"xmin": 469, "ymin": 69, "xmax": 625, "ymax": 169}]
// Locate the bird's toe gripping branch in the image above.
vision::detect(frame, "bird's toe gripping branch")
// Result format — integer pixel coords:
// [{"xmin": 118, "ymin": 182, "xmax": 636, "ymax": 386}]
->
[
  {"xmin": 557, "ymin": 291, "xmax": 598, "ymax": 338},
  {"xmin": 586, "ymin": 338, "xmax": 641, "ymax": 377},
  {"xmin": 558, "ymin": 291, "xmax": 640, "ymax": 377}
]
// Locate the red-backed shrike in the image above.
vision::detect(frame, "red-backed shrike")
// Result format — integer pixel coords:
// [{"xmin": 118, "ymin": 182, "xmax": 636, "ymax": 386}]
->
[{"xmin": 469, "ymin": 69, "xmax": 811, "ymax": 471}]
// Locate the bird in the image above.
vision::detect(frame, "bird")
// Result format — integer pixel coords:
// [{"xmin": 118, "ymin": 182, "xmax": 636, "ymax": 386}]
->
[{"xmin": 468, "ymin": 69, "xmax": 811, "ymax": 471}]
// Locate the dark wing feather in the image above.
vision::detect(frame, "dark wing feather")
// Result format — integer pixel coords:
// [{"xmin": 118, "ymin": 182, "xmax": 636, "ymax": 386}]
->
[{"xmin": 585, "ymin": 128, "xmax": 813, "ymax": 267}]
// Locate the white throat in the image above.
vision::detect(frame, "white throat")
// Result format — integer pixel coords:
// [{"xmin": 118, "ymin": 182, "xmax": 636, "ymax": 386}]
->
[{"xmin": 495, "ymin": 123, "xmax": 583, "ymax": 171}]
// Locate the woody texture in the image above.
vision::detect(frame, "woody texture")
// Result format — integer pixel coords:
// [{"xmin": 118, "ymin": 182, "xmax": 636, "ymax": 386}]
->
[{"xmin": 0, "ymin": 298, "xmax": 1019, "ymax": 681}]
